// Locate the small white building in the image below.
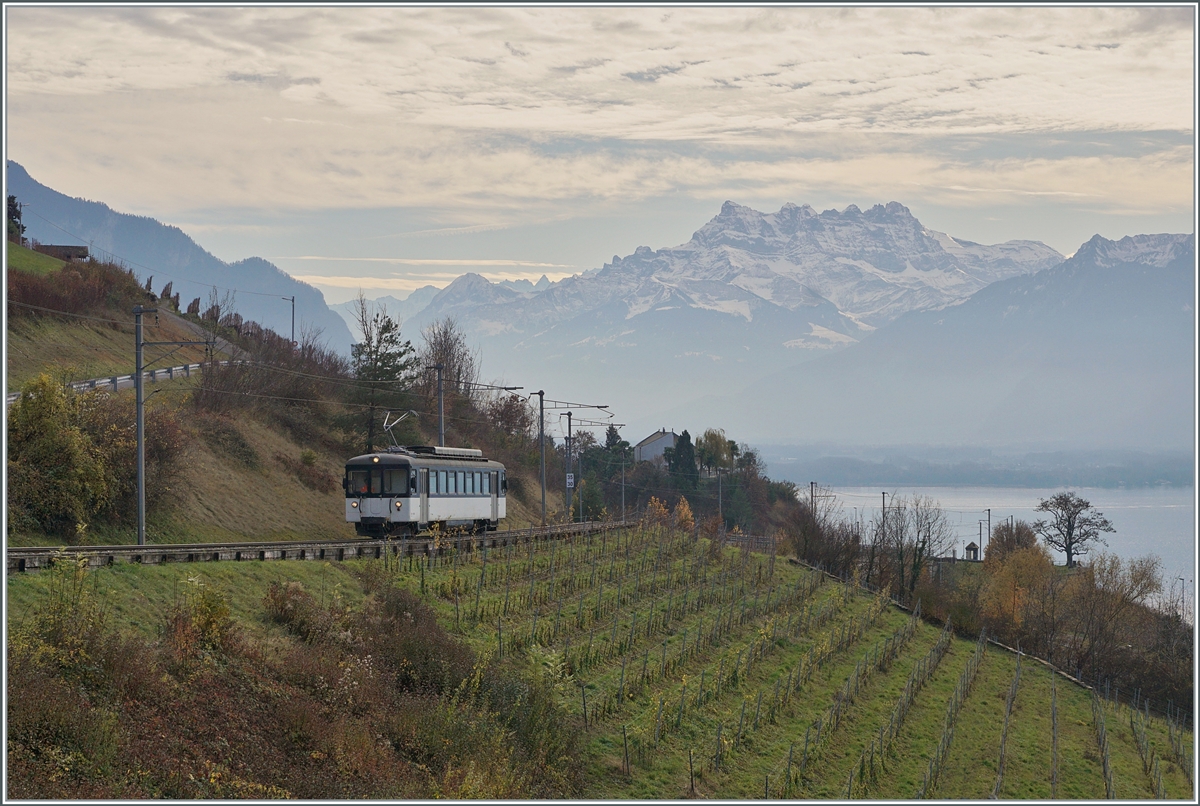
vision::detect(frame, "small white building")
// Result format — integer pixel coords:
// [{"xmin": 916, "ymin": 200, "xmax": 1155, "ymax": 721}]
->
[{"xmin": 634, "ymin": 429, "xmax": 678, "ymax": 467}]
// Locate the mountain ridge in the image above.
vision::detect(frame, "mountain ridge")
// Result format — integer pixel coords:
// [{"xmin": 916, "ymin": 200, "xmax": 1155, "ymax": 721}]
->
[
  {"xmin": 666, "ymin": 231, "xmax": 1195, "ymax": 450},
  {"xmin": 6, "ymin": 160, "xmax": 355, "ymax": 352}
]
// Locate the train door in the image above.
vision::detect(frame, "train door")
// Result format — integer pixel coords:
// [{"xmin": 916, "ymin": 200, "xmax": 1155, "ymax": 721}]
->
[
  {"xmin": 419, "ymin": 469, "xmax": 429, "ymax": 525},
  {"xmin": 490, "ymin": 471, "xmax": 499, "ymax": 523}
]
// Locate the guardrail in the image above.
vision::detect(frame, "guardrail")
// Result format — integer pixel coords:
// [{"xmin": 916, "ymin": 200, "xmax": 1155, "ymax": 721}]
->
[
  {"xmin": 6, "ymin": 520, "xmax": 632, "ymax": 574},
  {"xmin": 6, "ymin": 362, "xmax": 209, "ymax": 405}
]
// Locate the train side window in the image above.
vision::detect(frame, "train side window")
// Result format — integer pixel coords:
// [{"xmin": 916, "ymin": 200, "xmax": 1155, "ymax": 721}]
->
[
  {"xmin": 410, "ymin": 470, "xmax": 418, "ymax": 494},
  {"xmin": 469, "ymin": 472, "xmax": 477, "ymax": 495},
  {"xmin": 483, "ymin": 473, "xmax": 491, "ymax": 494},
  {"xmin": 439, "ymin": 470, "xmax": 448, "ymax": 495},
  {"xmin": 499, "ymin": 470, "xmax": 507, "ymax": 496}
]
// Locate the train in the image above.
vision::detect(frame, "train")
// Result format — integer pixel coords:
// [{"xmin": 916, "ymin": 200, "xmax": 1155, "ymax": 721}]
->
[{"xmin": 344, "ymin": 445, "xmax": 507, "ymax": 537}]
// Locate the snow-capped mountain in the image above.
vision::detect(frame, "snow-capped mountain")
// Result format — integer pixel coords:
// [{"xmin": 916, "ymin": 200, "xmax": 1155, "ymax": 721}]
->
[
  {"xmin": 408, "ymin": 200, "xmax": 1061, "ymax": 343},
  {"xmin": 672, "ymin": 232, "xmax": 1195, "ymax": 450},
  {"xmin": 394, "ymin": 201, "xmax": 1063, "ymax": 423}
]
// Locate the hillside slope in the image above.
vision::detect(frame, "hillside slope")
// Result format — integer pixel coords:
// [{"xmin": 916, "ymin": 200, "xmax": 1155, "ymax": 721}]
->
[
  {"xmin": 7, "ymin": 160, "xmax": 355, "ymax": 353},
  {"xmin": 6, "ymin": 533, "xmax": 1192, "ymax": 799}
]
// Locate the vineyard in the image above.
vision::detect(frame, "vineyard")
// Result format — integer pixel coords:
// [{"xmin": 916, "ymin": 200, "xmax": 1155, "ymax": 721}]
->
[{"xmin": 374, "ymin": 524, "xmax": 1192, "ymax": 799}]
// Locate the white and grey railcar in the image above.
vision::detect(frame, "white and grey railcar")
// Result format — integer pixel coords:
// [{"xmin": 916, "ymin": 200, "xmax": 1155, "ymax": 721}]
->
[{"xmin": 344, "ymin": 445, "xmax": 507, "ymax": 537}]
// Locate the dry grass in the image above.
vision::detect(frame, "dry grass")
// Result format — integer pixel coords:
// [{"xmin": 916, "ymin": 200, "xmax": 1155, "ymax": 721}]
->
[
  {"xmin": 6, "ymin": 311, "xmax": 217, "ymax": 394},
  {"xmin": 163, "ymin": 414, "xmax": 352, "ymax": 543}
]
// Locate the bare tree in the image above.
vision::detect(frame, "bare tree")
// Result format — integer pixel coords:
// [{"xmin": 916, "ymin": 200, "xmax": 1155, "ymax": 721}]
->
[
  {"xmin": 419, "ymin": 316, "xmax": 480, "ymax": 403},
  {"xmin": 868, "ymin": 494, "xmax": 953, "ymax": 602},
  {"xmin": 1033, "ymin": 492, "xmax": 1115, "ymax": 568},
  {"xmin": 201, "ymin": 285, "xmax": 237, "ymax": 343},
  {"xmin": 905, "ymin": 495, "xmax": 955, "ymax": 599},
  {"xmin": 1063, "ymin": 552, "xmax": 1162, "ymax": 682}
]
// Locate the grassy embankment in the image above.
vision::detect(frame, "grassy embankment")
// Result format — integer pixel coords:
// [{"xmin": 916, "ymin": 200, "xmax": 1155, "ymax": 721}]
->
[
  {"xmin": 6, "ymin": 242, "xmax": 214, "ymax": 392},
  {"xmin": 6, "ymin": 242, "xmax": 553, "ymax": 546},
  {"xmin": 8, "ymin": 527, "xmax": 1192, "ymax": 799}
]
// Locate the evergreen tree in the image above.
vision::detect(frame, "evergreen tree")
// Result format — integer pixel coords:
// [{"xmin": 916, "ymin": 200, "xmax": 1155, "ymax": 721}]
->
[
  {"xmin": 605, "ymin": 424, "xmax": 622, "ymax": 449},
  {"xmin": 670, "ymin": 429, "xmax": 699, "ymax": 490},
  {"xmin": 8, "ymin": 194, "xmax": 26, "ymax": 243},
  {"xmin": 350, "ymin": 293, "xmax": 419, "ymax": 451}
]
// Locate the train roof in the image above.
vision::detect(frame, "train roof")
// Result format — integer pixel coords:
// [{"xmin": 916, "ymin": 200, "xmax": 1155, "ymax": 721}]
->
[{"xmin": 345, "ymin": 446, "xmax": 502, "ymax": 467}]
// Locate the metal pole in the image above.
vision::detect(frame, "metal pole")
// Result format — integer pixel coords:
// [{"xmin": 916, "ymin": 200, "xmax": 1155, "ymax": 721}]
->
[
  {"xmin": 987, "ymin": 508, "xmax": 991, "ymax": 555},
  {"xmin": 566, "ymin": 411, "xmax": 573, "ymax": 520},
  {"xmin": 621, "ymin": 460, "xmax": 626, "ymax": 523},
  {"xmin": 718, "ymin": 469, "xmax": 723, "ymax": 523},
  {"xmin": 134, "ymin": 305, "xmax": 156, "ymax": 546},
  {"xmin": 436, "ymin": 363, "xmax": 445, "ymax": 447},
  {"xmin": 289, "ymin": 295, "xmax": 295, "ymax": 346},
  {"xmin": 882, "ymin": 491, "xmax": 888, "ymax": 557},
  {"xmin": 538, "ymin": 390, "xmax": 546, "ymax": 526}
]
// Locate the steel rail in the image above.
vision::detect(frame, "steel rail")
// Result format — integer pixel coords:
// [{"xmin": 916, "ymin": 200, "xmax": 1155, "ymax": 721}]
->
[{"xmin": 6, "ymin": 520, "xmax": 633, "ymax": 574}]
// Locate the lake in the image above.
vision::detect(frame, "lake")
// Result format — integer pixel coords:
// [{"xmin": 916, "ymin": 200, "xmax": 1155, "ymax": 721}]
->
[{"xmin": 820, "ymin": 485, "xmax": 1195, "ymax": 584}]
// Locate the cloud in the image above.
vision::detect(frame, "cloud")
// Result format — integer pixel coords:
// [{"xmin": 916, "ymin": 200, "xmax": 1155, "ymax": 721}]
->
[{"xmin": 5, "ymin": 7, "xmax": 1192, "ymax": 226}]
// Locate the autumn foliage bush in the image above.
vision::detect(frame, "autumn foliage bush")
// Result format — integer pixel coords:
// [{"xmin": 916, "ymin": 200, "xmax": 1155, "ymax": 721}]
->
[
  {"xmin": 6, "ymin": 375, "xmax": 186, "ymax": 538},
  {"xmin": 7, "ymin": 258, "xmax": 145, "ymax": 321}
]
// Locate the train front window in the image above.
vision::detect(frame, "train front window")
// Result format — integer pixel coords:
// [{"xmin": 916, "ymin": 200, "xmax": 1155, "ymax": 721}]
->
[
  {"xmin": 347, "ymin": 469, "xmax": 370, "ymax": 495},
  {"xmin": 382, "ymin": 469, "xmax": 408, "ymax": 495}
]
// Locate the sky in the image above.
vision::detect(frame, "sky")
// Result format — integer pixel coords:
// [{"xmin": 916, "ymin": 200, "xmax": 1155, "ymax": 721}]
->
[{"xmin": 5, "ymin": 5, "xmax": 1196, "ymax": 304}]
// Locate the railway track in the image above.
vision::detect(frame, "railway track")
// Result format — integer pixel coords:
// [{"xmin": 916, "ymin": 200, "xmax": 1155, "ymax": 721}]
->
[
  {"xmin": 7, "ymin": 524, "xmax": 779, "ymax": 575},
  {"xmin": 6, "ymin": 521, "xmax": 634, "ymax": 574}
]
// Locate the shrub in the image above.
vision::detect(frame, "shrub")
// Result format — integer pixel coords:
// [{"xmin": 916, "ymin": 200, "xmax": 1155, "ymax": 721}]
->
[
  {"xmin": 274, "ymin": 451, "xmax": 337, "ymax": 493},
  {"xmin": 196, "ymin": 414, "xmax": 259, "ymax": 468},
  {"xmin": 361, "ymin": 588, "xmax": 475, "ymax": 695},
  {"xmin": 264, "ymin": 580, "xmax": 350, "ymax": 645},
  {"xmin": 6, "ymin": 375, "xmax": 110, "ymax": 538},
  {"xmin": 5, "ymin": 651, "xmax": 120, "ymax": 777},
  {"xmin": 163, "ymin": 577, "xmax": 239, "ymax": 672},
  {"xmin": 77, "ymin": 391, "xmax": 187, "ymax": 525},
  {"xmin": 6, "ymin": 258, "xmax": 142, "ymax": 321}
]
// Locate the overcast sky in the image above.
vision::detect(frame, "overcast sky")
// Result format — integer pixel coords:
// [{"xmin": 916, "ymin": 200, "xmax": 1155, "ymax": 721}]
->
[{"xmin": 5, "ymin": 6, "xmax": 1195, "ymax": 303}]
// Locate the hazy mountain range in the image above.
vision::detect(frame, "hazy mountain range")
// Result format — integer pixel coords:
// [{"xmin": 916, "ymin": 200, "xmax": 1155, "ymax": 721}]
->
[
  {"xmin": 7, "ymin": 160, "xmax": 1192, "ymax": 460},
  {"xmin": 372, "ymin": 201, "xmax": 1068, "ymax": 434},
  {"xmin": 7, "ymin": 161, "xmax": 354, "ymax": 351},
  {"xmin": 688, "ymin": 231, "xmax": 1194, "ymax": 450}
]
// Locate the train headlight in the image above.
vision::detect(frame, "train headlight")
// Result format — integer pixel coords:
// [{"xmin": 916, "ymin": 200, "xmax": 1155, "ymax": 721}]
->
[
  {"xmin": 351, "ymin": 501, "xmax": 358, "ymax": 508},
  {"xmin": 395, "ymin": 501, "xmax": 403, "ymax": 510},
  {"xmin": 372, "ymin": 456, "xmax": 379, "ymax": 463}
]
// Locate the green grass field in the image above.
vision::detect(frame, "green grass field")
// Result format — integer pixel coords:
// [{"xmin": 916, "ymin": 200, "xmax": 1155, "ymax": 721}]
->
[
  {"xmin": 6, "ymin": 241, "xmax": 66, "ymax": 275},
  {"xmin": 6, "ymin": 528, "xmax": 1193, "ymax": 799}
]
